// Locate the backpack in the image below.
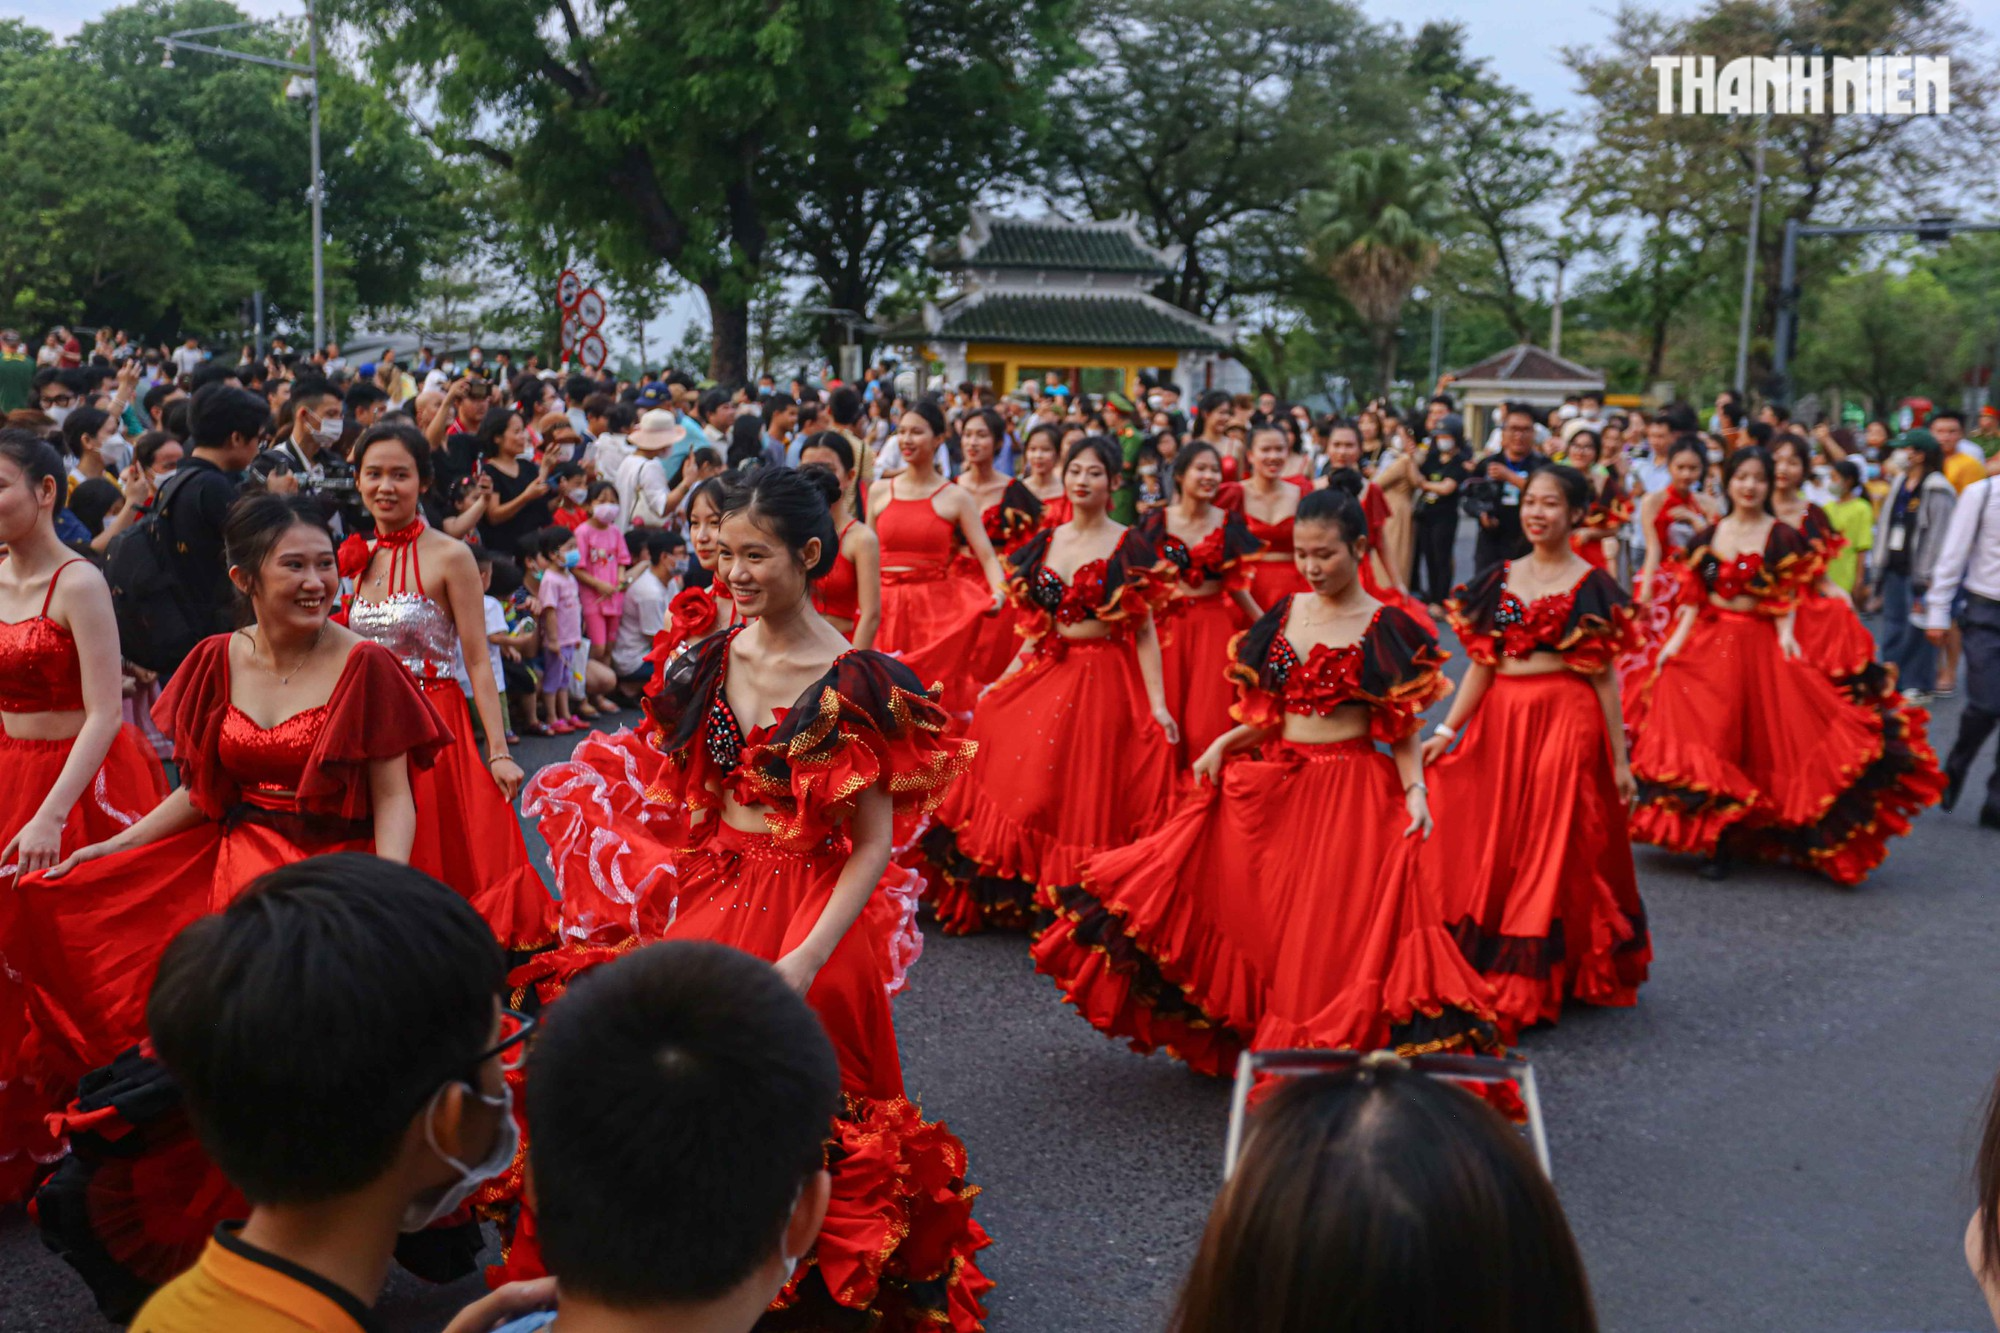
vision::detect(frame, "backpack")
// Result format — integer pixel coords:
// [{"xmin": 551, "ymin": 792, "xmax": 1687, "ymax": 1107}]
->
[{"xmin": 105, "ymin": 469, "xmax": 207, "ymax": 672}]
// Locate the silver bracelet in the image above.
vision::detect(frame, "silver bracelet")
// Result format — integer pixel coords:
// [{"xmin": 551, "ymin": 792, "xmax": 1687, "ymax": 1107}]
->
[
  {"xmin": 1431, "ymin": 723, "xmax": 1456, "ymax": 741},
  {"xmin": 1404, "ymin": 779, "xmax": 1428, "ymax": 794}
]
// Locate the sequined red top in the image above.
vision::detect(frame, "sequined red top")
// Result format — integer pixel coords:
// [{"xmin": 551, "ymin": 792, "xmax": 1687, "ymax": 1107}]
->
[
  {"xmin": 644, "ymin": 627, "xmax": 973, "ymax": 851},
  {"xmin": 1006, "ymin": 528, "xmax": 1169, "ymax": 641},
  {"xmin": 1228, "ymin": 599, "xmax": 1450, "ymax": 744},
  {"xmin": 1139, "ymin": 508, "xmax": 1262, "ymax": 590},
  {"xmin": 0, "ymin": 559, "xmax": 87, "ymax": 712},
  {"xmin": 1445, "ymin": 563, "xmax": 1640, "ymax": 674}
]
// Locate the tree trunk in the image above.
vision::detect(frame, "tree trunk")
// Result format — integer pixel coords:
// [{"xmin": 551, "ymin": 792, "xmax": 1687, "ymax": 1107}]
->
[
  {"xmin": 704, "ymin": 283, "xmax": 751, "ymax": 386},
  {"xmin": 1376, "ymin": 320, "xmax": 1399, "ymax": 399}
]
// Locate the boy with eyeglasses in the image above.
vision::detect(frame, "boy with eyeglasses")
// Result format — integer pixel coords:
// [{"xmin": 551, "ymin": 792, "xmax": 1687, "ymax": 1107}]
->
[{"xmin": 130, "ymin": 854, "xmax": 522, "ymax": 1333}]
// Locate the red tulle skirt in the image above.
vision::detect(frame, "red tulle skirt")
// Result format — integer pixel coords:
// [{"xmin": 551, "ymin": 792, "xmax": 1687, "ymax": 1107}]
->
[
  {"xmin": 505, "ymin": 822, "xmax": 990, "ymax": 1331},
  {"xmin": 1246, "ymin": 557, "xmax": 1307, "ymax": 611},
  {"xmin": 1156, "ymin": 591, "xmax": 1249, "ymax": 767},
  {"xmin": 877, "ymin": 570, "xmax": 993, "ymax": 717},
  {"xmin": 524, "ymin": 726, "xmax": 686, "ymax": 947},
  {"xmin": 1034, "ymin": 738, "xmax": 1497, "ymax": 1074},
  {"xmin": 409, "ymin": 681, "xmax": 556, "ymax": 954},
  {"xmin": 1423, "ymin": 672, "xmax": 1649, "ymax": 1035},
  {"xmin": 1629, "ymin": 609, "xmax": 1941, "ymax": 882},
  {"xmin": 921, "ymin": 637, "xmax": 1177, "ymax": 934},
  {"xmin": 0, "ymin": 726, "xmax": 168, "ymax": 1201}
]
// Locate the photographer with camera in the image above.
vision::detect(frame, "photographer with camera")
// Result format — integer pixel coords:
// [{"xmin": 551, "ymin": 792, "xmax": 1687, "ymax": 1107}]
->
[
  {"xmin": 1468, "ymin": 401, "xmax": 1549, "ymax": 576},
  {"xmin": 247, "ymin": 375, "xmax": 357, "ymax": 534}
]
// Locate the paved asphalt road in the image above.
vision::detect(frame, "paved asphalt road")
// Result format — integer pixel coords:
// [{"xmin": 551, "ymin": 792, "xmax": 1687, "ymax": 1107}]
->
[{"xmin": 4, "ymin": 563, "xmax": 2000, "ymax": 1331}]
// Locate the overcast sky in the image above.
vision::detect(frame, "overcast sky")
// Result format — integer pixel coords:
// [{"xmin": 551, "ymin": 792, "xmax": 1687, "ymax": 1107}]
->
[{"xmin": 20, "ymin": 0, "xmax": 2000, "ymax": 357}]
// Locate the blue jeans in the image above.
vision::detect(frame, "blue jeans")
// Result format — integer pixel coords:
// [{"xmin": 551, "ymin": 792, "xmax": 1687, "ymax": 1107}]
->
[{"xmin": 1880, "ymin": 570, "xmax": 1937, "ymax": 694}]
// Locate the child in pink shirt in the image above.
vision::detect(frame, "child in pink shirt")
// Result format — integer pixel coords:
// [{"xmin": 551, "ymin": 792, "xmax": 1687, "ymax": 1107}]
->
[
  {"xmin": 534, "ymin": 527, "xmax": 587, "ymax": 734},
  {"xmin": 573, "ymin": 481, "xmax": 631, "ymax": 715}
]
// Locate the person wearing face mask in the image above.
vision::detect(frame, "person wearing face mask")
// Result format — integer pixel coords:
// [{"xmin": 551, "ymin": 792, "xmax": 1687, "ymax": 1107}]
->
[
  {"xmin": 251, "ymin": 376, "xmax": 348, "ymax": 520},
  {"xmin": 113, "ymin": 855, "xmax": 526, "ymax": 1332},
  {"xmin": 572, "ymin": 481, "xmax": 633, "ymax": 716},
  {"xmin": 468, "ymin": 941, "xmax": 840, "ymax": 1333},
  {"xmin": 545, "ymin": 461, "xmax": 592, "ymax": 530}
]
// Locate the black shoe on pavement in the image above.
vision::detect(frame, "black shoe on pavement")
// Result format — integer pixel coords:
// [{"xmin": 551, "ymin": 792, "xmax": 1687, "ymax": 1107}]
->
[
  {"xmin": 1979, "ymin": 809, "xmax": 2000, "ymax": 832},
  {"xmin": 1943, "ymin": 769, "xmax": 1966, "ymax": 812}
]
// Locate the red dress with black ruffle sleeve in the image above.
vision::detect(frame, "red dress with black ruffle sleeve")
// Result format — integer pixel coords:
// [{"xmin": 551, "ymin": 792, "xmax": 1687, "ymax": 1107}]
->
[
  {"xmin": 919, "ymin": 527, "xmax": 1179, "ymax": 935},
  {"xmin": 1140, "ymin": 506, "xmax": 1262, "ymax": 766},
  {"xmin": 519, "ymin": 630, "xmax": 992, "ymax": 1332},
  {"xmin": 1628, "ymin": 523, "xmax": 1942, "ymax": 883},
  {"xmin": 1032, "ymin": 600, "xmax": 1499, "ymax": 1076},
  {"xmin": 1424, "ymin": 565, "xmax": 1651, "ymax": 1033}
]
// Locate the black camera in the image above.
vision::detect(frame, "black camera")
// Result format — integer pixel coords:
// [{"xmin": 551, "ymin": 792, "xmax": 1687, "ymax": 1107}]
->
[{"xmin": 1460, "ymin": 476, "xmax": 1503, "ymax": 523}]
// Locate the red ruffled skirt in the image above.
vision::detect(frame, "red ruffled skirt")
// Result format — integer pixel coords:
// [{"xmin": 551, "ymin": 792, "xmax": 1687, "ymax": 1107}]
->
[
  {"xmin": 0, "ymin": 727, "xmax": 168, "ymax": 1201},
  {"xmin": 878, "ymin": 569, "xmax": 993, "ymax": 717},
  {"xmin": 1156, "ymin": 591, "xmax": 1249, "ymax": 767},
  {"xmin": 1423, "ymin": 672, "xmax": 1649, "ymax": 1035},
  {"xmin": 1034, "ymin": 738, "xmax": 1497, "ymax": 1074},
  {"xmin": 504, "ymin": 823, "xmax": 990, "ymax": 1331},
  {"xmin": 921, "ymin": 637, "xmax": 1177, "ymax": 934},
  {"xmin": 1793, "ymin": 588, "xmax": 1895, "ymax": 702},
  {"xmin": 409, "ymin": 681, "xmax": 556, "ymax": 955},
  {"xmin": 1629, "ymin": 609, "xmax": 1940, "ymax": 882},
  {"xmin": 1245, "ymin": 557, "xmax": 1307, "ymax": 611},
  {"xmin": 954, "ymin": 559, "xmax": 1028, "ymax": 687},
  {"xmin": 524, "ymin": 726, "xmax": 686, "ymax": 947}
]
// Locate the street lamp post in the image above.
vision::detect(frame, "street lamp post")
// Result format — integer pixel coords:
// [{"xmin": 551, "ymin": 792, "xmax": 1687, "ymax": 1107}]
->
[{"xmin": 155, "ymin": 0, "xmax": 324, "ymax": 352}]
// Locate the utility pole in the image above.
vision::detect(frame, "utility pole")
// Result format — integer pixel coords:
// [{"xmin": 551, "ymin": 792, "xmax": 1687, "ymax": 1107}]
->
[
  {"xmin": 157, "ymin": 9, "xmax": 324, "ymax": 354},
  {"xmin": 1734, "ymin": 114, "xmax": 1767, "ymax": 398},
  {"xmin": 1549, "ymin": 255, "xmax": 1567, "ymax": 357},
  {"xmin": 1427, "ymin": 294, "xmax": 1444, "ymax": 390}
]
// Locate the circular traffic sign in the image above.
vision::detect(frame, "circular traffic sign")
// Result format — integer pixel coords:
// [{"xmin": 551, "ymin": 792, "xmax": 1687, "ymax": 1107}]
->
[
  {"xmin": 577, "ymin": 332, "xmax": 608, "ymax": 371},
  {"xmin": 557, "ymin": 269, "xmax": 584, "ymax": 311},
  {"xmin": 559, "ymin": 317, "xmax": 578, "ymax": 354},
  {"xmin": 574, "ymin": 288, "xmax": 607, "ymax": 330}
]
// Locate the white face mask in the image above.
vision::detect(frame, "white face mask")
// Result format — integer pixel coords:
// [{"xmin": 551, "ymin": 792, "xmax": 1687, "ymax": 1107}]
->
[
  {"xmin": 400, "ymin": 1079, "xmax": 519, "ymax": 1232},
  {"xmin": 47, "ymin": 405, "xmax": 71, "ymax": 426},
  {"xmin": 314, "ymin": 415, "xmax": 343, "ymax": 446}
]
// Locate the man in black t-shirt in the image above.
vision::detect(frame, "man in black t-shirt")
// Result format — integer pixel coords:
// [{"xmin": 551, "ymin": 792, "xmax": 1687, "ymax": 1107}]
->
[
  {"xmin": 1472, "ymin": 402, "xmax": 1549, "ymax": 575},
  {"xmin": 168, "ymin": 385, "xmax": 276, "ymax": 655}
]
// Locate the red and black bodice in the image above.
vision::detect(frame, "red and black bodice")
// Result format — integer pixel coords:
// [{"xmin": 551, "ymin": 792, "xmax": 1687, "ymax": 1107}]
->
[
  {"xmin": 1445, "ymin": 563, "xmax": 1640, "ymax": 674},
  {"xmin": 1227, "ymin": 599, "xmax": 1450, "ymax": 743},
  {"xmin": 1006, "ymin": 528, "xmax": 1168, "ymax": 637},
  {"xmin": 1680, "ymin": 522, "xmax": 1816, "ymax": 613},
  {"xmin": 1138, "ymin": 508, "xmax": 1262, "ymax": 590}
]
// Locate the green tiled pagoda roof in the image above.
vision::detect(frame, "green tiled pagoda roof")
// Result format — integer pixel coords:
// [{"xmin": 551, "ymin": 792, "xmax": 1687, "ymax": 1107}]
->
[
  {"xmin": 934, "ymin": 294, "xmax": 1228, "ymax": 350},
  {"xmin": 952, "ymin": 221, "xmax": 1174, "ymax": 276}
]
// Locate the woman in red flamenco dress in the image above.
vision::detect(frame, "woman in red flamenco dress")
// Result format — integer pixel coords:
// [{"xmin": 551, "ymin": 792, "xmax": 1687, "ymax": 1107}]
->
[
  {"xmin": 1560, "ymin": 428, "xmax": 1632, "ymax": 573},
  {"xmin": 1767, "ymin": 434, "xmax": 1894, "ymax": 702},
  {"xmin": 1141, "ymin": 441, "xmax": 1262, "ymax": 767},
  {"xmin": 13, "ymin": 494, "xmax": 448, "ymax": 1118},
  {"xmin": 799, "ymin": 434, "xmax": 881, "ymax": 648},
  {"xmin": 1031, "ymin": 480, "xmax": 1498, "ymax": 1077},
  {"xmin": 1420, "ymin": 466, "xmax": 1650, "ymax": 1037},
  {"xmin": 951, "ymin": 407, "xmax": 1047, "ymax": 686},
  {"xmin": 1232, "ymin": 425, "xmax": 1308, "ymax": 609},
  {"xmin": 919, "ymin": 437, "xmax": 1181, "ymax": 936},
  {"xmin": 0, "ymin": 435, "xmax": 168, "ymax": 1200},
  {"xmin": 1316, "ymin": 421, "xmax": 1439, "ymax": 636},
  {"xmin": 526, "ymin": 473, "xmax": 753, "ymax": 950},
  {"xmin": 1620, "ymin": 438, "xmax": 1717, "ymax": 702},
  {"xmin": 1628, "ymin": 447, "xmax": 1943, "ymax": 883},
  {"xmin": 519, "ymin": 468, "xmax": 992, "ymax": 1331},
  {"xmin": 343, "ymin": 425, "xmax": 555, "ymax": 956},
  {"xmin": 865, "ymin": 402, "xmax": 1006, "ymax": 717}
]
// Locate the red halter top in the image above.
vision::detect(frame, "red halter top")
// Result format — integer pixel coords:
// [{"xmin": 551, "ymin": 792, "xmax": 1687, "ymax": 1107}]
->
[
  {"xmin": 813, "ymin": 520, "xmax": 861, "ymax": 622},
  {"xmin": 0, "ymin": 559, "xmax": 87, "ymax": 712},
  {"xmin": 875, "ymin": 483, "xmax": 956, "ymax": 576}
]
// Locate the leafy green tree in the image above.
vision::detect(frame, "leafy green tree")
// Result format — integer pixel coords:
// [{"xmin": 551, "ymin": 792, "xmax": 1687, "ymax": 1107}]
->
[
  {"xmin": 1408, "ymin": 21, "xmax": 1562, "ymax": 344},
  {"xmin": 1305, "ymin": 148, "xmax": 1450, "ymax": 396},
  {"xmin": 330, "ymin": 0, "xmax": 909, "ymax": 385},
  {"xmin": 784, "ymin": 0, "xmax": 1074, "ymax": 364},
  {"xmin": 0, "ymin": 50, "xmax": 192, "ymax": 329},
  {"xmin": 1047, "ymin": 0, "xmax": 1416, "ymax": 321},
  {"xmin": 1794, "ymin": 268, "xmax": 1961, "ymax": 414}
]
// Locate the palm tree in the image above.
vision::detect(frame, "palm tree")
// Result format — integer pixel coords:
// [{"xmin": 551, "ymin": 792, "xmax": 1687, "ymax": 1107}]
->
[{"xmin": 1305, "ymin": 148, "xmax": 1452, "ymax": 398}]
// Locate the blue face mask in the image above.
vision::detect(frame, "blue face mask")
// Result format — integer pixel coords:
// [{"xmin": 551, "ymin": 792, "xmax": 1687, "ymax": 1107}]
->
[{"xmin": 562, "ymin": 548, "xmax": 581, "ymax": 569}]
